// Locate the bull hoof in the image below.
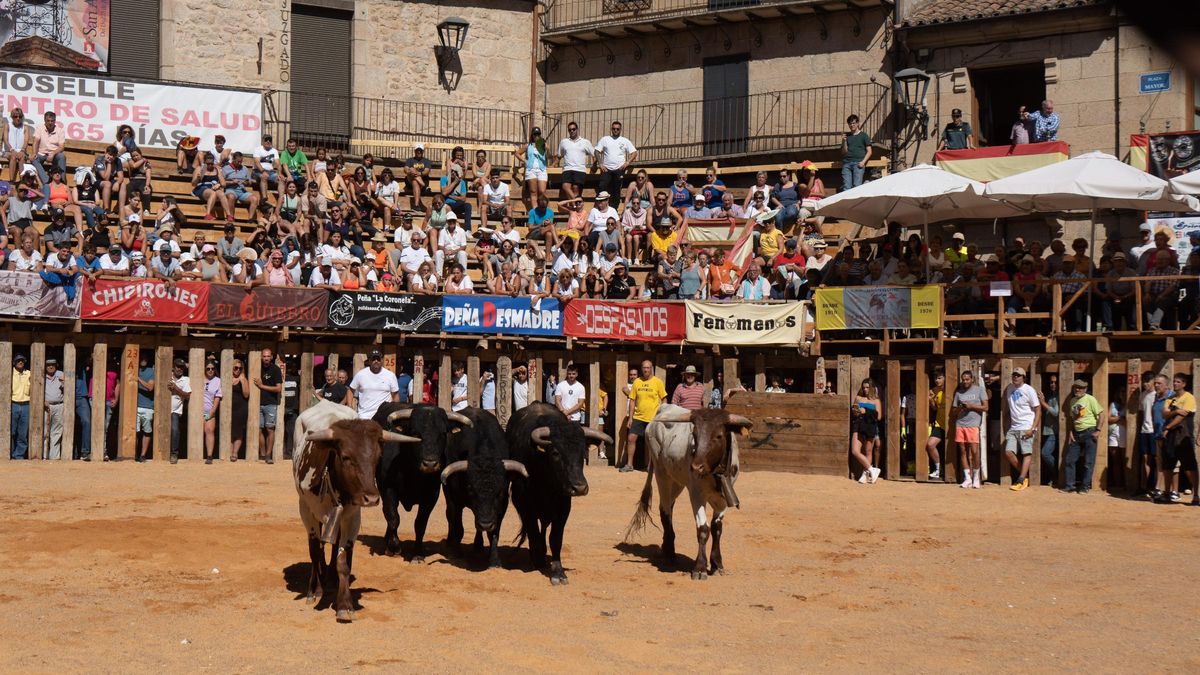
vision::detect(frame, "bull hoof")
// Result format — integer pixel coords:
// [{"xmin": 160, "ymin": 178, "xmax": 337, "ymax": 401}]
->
[
  {"xmin": 690, "ymin": 570, "xmax": 708, "ymax": 581},
  {"xmin": 709, "ymin": 566, "xmax": 726, "ymax": 576},
  {"xmin": 336, "ymin": 609, "xmax": 353, "ymax": 623},
  {"xmin": 410, "ymin": 555, "xmax": 425, "ymax": 565},
  {"xmin": 306, "ymin": 593, "xmax": 318, "ymax": 605}
]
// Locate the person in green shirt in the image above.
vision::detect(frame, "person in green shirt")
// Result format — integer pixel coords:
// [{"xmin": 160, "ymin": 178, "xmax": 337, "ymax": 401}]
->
[
  {"xmin": 279, "ymin": 137, "xmax": 310, "ymax": 186},
  {"xmin": 1063, "ymin": 379, "xmax": 1105, "ymax": 493},
  {"xmin": 841, "ymin": 114, "xmax": 872, "ymax": 190}
]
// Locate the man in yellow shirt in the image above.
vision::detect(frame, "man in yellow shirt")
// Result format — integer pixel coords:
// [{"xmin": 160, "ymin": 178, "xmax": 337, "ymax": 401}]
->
[
  {"xmin": 757, "ymin": 213, "xmax": 784, "ymax": 263},
  {"xmin": 10, "ymin": 353, "xmax": 31, "ymax": 459},
  {"xmin": 649, "ymin": 221, "xmax": 678, "ymax": 260},
  {"xmin": 1063, "ymin": 379, "xmax": 1104, "ymax": 493},
  {"xmin": 623, "ymin": 359, "xmax": 666, "ymax": 473},
  {"xmin": 1158, "ymin": 374, "xmax": 1199, "ymax": 505}
]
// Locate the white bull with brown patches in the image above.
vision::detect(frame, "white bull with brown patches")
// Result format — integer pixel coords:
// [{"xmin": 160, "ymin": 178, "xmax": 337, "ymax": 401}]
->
[
  {"xmin": 625, "ymin": 404, "xmax": 752, "ymax": 580},
  {"xmin": 293, "ymin": 401, "xmax": 418, "ymax": 622}
]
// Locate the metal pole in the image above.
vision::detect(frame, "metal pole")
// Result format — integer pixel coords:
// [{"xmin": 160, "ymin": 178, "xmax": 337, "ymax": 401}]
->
[{"xmin": 1086, "ymin": 205, "xmax": 1096, "ymax": 331}]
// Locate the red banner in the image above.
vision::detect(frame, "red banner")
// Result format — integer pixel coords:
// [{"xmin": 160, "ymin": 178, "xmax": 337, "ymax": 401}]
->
[
  {"xmin": 563, "ymin": 300, "xmax": 686, "ymax": 342},
  {"xmin": 82, "ymin": 279, "xmax": 209, "ymax": 323},
  {"xmin": 208, "ymin": 284, "xmax": 328, "ymax": 328}
]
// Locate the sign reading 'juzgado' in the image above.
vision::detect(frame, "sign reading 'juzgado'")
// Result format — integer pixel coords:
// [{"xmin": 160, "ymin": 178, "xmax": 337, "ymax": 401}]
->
[{"xmin": 441, "ymin": 296, "xmax": 563, "ymax": 336}]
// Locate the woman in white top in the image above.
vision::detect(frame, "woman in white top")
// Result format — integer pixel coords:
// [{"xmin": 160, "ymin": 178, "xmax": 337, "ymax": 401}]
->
[
  {"xmin": 444, "ymin": 263, "xmax": 474, "ymax": 295},
  {"xmin": 320, "ymin": 230, "xmax": 353, "ymax": 263},
  {"xmin": 2, "ymin": 108, "xmax": 28, "ymax": 183},
  {"xmin": 553, "ymin": 268, "xmax": 579, "ymax": 301},
  {"xmin": 574, "ymin": 239, "xmax": 599, "ymax": 278},
  {"xmin": 742, "ymin": 171, "xmax": 773, "ymax": 210},
  {"xmin": 409, "ymin": 261, "xmax": 440, "ymax": 295},
  {"xmin": 120, "ymin": 193, "xmax": 147, "ymax": 253},
  {"xmin": 6, "ymin": 235, "xmax": 42, "ymax": 271}
]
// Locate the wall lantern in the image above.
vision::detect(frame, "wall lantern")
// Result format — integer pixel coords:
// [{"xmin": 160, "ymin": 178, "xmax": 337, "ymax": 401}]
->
[
  {"xmin": 894, "ymin": 67, "xmax": 931, "ymax": 139},
  {"xmin": 435, "ymin": 17, "xmax": 470, "ymax": 92}
]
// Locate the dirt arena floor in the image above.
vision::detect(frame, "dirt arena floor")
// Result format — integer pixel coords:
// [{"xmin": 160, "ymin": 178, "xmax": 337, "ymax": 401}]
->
[{"xmin": 1, "ymin": 461, "xmax": 1197, "ymax": 673}]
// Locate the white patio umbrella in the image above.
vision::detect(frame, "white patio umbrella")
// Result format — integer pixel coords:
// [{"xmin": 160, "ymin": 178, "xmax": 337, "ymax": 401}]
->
[
  {"xmin": 984, "ymin": 151, "xmax": 1200, "ymax": 328},
  {"xmin": 816, "ymin": 163, "xmax": 1026, "ymax": 279},
  {"xmin": 1169, "ymin": 171, "xmax": 1200, "ymax": 197}
]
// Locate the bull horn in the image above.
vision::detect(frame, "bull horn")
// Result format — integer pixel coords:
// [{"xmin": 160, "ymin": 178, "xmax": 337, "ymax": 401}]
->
[
  {"xmin": 727, "ymin": 414, "xmax": 754, "ymax": 428},
  {"xmin": 304, "ymin": 429, "xmax": 337, "ymax": 443},
  {"xmin": 446, "ymin": 411, "xmax": 474, "ymax": 428},
  {"xmin": 531, "ymin": 426, "xmax": 552, "ymax": 446},
  {"xmin": 656, "ymin": 410, "xmax": 694, "ymax": 424},
  {"xmin": 503, "ymin": 460, "xmax": 529, "ymax": 478},
  {"xmin": 583, "ymin": 428, "xmax": 614, "ymax": 446},
  {"xmin": 386, "ymin": 409, "xmax": 414, "ymax": 424},
  {"xmin": 440, "ymin": 460, "xmax": 469, "ymax": 484},
  {"xmin": 381, "ymin": 430, "xmax": 421, "ymax": 444}
]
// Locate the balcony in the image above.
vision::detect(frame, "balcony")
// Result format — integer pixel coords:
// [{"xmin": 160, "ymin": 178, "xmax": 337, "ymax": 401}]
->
[{"xmin": 541, "ymin": 0, "xmax": 889, "ymax": 43}]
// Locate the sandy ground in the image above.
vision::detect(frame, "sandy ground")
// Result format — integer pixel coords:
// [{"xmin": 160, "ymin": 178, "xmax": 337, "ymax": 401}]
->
[{"xmin": 0, "ymin": 461, "xmax": 1197, "ymax": 673}]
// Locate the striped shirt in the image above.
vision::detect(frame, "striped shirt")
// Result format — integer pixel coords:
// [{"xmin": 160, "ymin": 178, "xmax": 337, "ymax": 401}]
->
[{"xmin": 671, "ymin": 382, "xmax": 706, "ymax": 411}]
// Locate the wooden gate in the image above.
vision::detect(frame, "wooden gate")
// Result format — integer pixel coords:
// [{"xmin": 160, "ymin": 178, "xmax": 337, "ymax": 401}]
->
[{"xmin": 725, "ymin": 392, "xmax": 849, "ymax": 475}]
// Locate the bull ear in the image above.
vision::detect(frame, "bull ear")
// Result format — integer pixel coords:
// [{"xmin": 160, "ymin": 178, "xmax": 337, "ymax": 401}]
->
[
  {"xmin": 503, "ymin": 460, "xmax": 529, "ymax": 478},
  {"xmin": 304, "ymin": 429, "xmax": 337, "ymax": 443},
  {"xmin": 440, "ymin": 460, "xmax": 469, "ymax": 484},
  {"xmin": 381, "ymin": 430, "xmax": 421, "ymax": 444},
  {"xmin": 530, "ymin": 426, "xmax": 551, "ymax": 451},
  {"xmin": 386, "ymin": 409, "xmax": 414, "ymax": 425},
  {"xmin": 445, "ymin": 411, "xmax": 474, "ymax": 428}
]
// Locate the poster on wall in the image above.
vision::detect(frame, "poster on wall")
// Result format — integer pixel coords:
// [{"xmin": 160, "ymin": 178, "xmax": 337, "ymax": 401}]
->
[
  {"xmin": 441, "ymin": 296, "xmax": 563, "ymax": 337},
  {"xmin": 814, "ymin": 286, "xmax": 941, "ymax": 330},
  {"xmin": 684, "ymin": 301, "xmax": 806, "ymax": 346},
  {"xmin": 0, "ymin": 1, "xmax": 109, "ymax": 72},
  {"xmin": 0, "ymin": 68, "xmax": 263, "ymax": 151},
  {"xmin": 1130, "ymin": 132, "xmax": 1200, "ymax": 179},
  {"xmin": 1143, "ymin": 213, "xmax": 1199, "ymax": 263},
  {"xmin": 563, "ymin": 299, "xmax": 686, "ymax": 343},
  {"xmin": 326, "ymin": 292, "xmax": 442, "ymax": 332},
  {"xmin": 0, "ymin": 270, "xmax": 79, "ymax": 319}
]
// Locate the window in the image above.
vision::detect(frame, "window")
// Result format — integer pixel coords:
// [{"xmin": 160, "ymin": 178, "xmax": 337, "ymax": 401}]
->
[
  {"xmin": 968, "ymin": 64, "xmax": 1046, "ymax": 147},
  {"xmin": 109, "ymin": 0, "xmax": 160, "ymax": 80}
]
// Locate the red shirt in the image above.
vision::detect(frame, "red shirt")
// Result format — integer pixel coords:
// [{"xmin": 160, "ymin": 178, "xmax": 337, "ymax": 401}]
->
[{"xmin": 772, "ymin": 251, "xmax": 805, "ymax": 271}]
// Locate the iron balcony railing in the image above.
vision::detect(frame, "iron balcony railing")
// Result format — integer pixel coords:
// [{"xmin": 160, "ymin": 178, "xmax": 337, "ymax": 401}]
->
[
  {"xmin": 543, "ymin": 0, "xmax": 820, "ymax": 34},
  {"xmin": 543, "ymin": 82, "xmax": 891, "ymax": 164}
]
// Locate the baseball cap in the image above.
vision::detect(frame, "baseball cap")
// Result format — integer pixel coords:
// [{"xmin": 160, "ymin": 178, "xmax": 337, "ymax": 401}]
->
[
  {"xmin": 131, "ymin": 251, "xmax": 144, "ymax": 260},
  {"xmin": 414, "ymin": 143, "xmax": 425, "ymax": 151},
  {"xmin": 1111, "ymin": 252, "xmax": 1127, "ymax": 260},
  {"xmin": 683, "ymin": 365, "xmax": 698, "ymax": 375},
  {"xmin": 180, "ymin": 252, "xmax": 195, "ymax": 263},
  {"xmin": 46, "ymin": 358, "xmax": 58, "ymax": 365},
  {"xmin": 368, "ymin": 349, "xmax": 383, "ymax": 360},
  {"xmin": 812, "ymin": 240, "xmax": 827, "ymax": 249},
  {"xmin": 952, "ymin": 232, "xmax": 965, "ymax": 241},
  {"xmin": 604, "ymin": 242, "xmax": 618, "ymax": 252},
  {"xmin": 1012, "ymin": 367, "xmax": 1026, "ymax": 377},
  {"xmin": 531, "ymin": 126, "xmax": 542, "ymax": 136},
  {"xmin": 319, "ymin": 254, "xmax": 333, "ymax": 265},
  {"xmin": 14, "ymin": 354, "xmax": 27, "ymax": 364},
  {"xmin": 201, "ymin": 244, "xmax": 216, "ymax": 253},
  {"xmin": 173, "ymin": 358, "xmax": 187, "ymax": 368},
  {"xmin": 1139, "ymin": 223, "xmax": 1153, "ymax": 232},
  {"xmin": 952, "ymin": 108, "xmax": 963, "ymax": 117},
  {"xmin": 445, "ymin": 211, "xmax": 458, "ymax": 221},
  {"xmin": 785, "ymin": 239, "xmax": 798, "ymax": 249},
  {"xmin": 694, "ymin": 194, "xmax": 705, "ymax": 202},
  {"xmin": 1072, "ymin": 379, "xmax": 1088, "ymax": 388}
]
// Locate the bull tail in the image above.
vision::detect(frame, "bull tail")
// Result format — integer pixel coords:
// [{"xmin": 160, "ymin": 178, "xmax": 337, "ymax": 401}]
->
[{"xmin": 622, "ymin": 460, "xmax": 658, "ymax": 542}]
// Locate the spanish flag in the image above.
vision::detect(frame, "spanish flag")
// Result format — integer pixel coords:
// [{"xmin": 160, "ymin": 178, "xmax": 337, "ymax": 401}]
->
[
  {"xmin": 1129, "ymin": 135, "xmax": 1150, "ymax": 172},
  {"xmin": 935, "ymin": 141, "xmax": 1069, "ymax": 182}
]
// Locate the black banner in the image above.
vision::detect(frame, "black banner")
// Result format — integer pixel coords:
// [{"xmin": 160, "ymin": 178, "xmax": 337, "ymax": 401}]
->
[
  {"xmin": 208, "ymin": 285, "xmax": 329, "ymax": 328},
  {"xmin": 1147, "ymin": 131, "xmax": 1200, "ymax": 179},
  {"xmin": 326, "ymin": 292, "xmax": 442, "ymax": 332}
]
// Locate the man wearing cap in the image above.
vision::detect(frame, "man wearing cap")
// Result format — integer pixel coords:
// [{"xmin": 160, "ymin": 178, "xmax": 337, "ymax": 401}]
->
[
  {"xmin": 254, "ymin": 348, "xmax": 283, "ymax": 463},
  {"xmin": 587, "ymin": 191, "xmax": 619, "ymax": 234},
  {"xmin": 683, "ymin": 194, "xmax": 712, "ymax": 220},
  {"xmin": 937, "ymin": 109, "xmax": 974, "ymax": 151},
  {"xmin": 1101, "ymin": 252, "xmax": 1137, "ymax": 331},
  {"xmin": 1062, "ymin": 378, "xmax": 1104, "ymax": 493},
  {"xmin": 404, "ymin": 144, "xmax": 430, "ymax": 212},
  {"xmin": 97, "ymin": 245, "xmax": 129, "ymax": 277},
  {"xmin": 167, "ymin": 359, "xmax": 192, "ymax": 464},
  {"xmin": 1131, "ymin": 223, "xmax": 1157, "ymax": 270},
  {"xmin": 945, "ymin": 232, "xmax": 968, "ymax": 266},
  {"xmin": 308, "ymin": 254, "xmax": 342, "ymax": 290},
  {"xmin": 42, "ymin": 208, "xmax": 81, "ymax": 253},
  {"xmin": 671, "ymin": 365, "xmax": 705, "ymax": 411},
  {"xmin": 1002, "ymin": 366, "xmax": 1041, "ymax": 491},
  {"xmin": 351, "ymin": 350, "xmax": 399, "ymax": 420},
  {"xmin": 42, "ymin": 357, "xmax": 66, "ymax": 460},
  {"xmin": 773, "ymin": 239, "xmax": 807, "ymax": 297},
  {"xmin": 481, "ymin": 169, "xmax": 510, "ymax": 230},
  {"xmin": 438, "ymin": 211, "xmax": 468, "ymax": 275},
  {"xmin": 10, "ymin": 354, "xmax": 31, "ymax": 459}
]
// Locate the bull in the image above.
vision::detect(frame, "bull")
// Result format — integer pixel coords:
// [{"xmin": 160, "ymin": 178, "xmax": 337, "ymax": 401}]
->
[
  {"xmin": 293, "ymin": 400, "xmax": 418, "ymax": 622},
  {"xmin": 507, "ymin": 402, "xmax": 612, "ymax": 585},
  {"xmin": 625, "ymin": 404, "xmax": 752, "ymax": 580},
  {"xmin": 439, "ymin": 407, "xmax": 528, "ymax": 568},
  {"xmin": 372, "ymin": 403, "xmax": 473, "ymax": 562}
]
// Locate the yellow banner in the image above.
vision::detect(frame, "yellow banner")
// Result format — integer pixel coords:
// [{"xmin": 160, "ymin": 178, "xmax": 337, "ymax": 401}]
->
[
  {"xmin": 910, "ymin": 286, "xmax": 941, "ymax": 328},
  {"xmin": 814, "ymin": 289, "xmax": 847, "ymax": 330},
  {"xmin": 815, "ymin": 287, "xmax": 941, "ymax": 330}
]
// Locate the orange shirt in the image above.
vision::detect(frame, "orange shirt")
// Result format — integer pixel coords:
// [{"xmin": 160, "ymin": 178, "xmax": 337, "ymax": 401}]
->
[
  {"xmin": 372, "ymin": 248, "xmax": 389, "ymax": 271},
  {"xmin": 709, "ymin": 261, "xmax": 737, "ymax": 297}
]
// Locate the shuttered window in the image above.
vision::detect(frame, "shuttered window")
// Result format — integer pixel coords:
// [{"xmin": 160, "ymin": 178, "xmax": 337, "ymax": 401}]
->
[
  {"xmin": 108, "ymin": 0, "xmax": 160, "ymax": 80},
  {"xmin": 290, "ymin": 3, "xmax": 352, "ymax": 148}
]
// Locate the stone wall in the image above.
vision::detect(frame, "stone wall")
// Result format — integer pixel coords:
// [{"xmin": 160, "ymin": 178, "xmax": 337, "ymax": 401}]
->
[{"xmin": 160, "ymin": 0, "xmax": 283, "ymax": 90}]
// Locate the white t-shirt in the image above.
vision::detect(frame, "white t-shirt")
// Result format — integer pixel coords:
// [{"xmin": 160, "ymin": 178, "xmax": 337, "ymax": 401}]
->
[
  {"xmin": 495, "ymin": 228, "xmax": 520, "ymax": 246},
  {"xmin": 321, "ymin": 243, "xmax": 352, "ymax": 263},
  {"xmin": 43, "ymin": 254, "xmax": 76, "ymax": 272},
  {"xmin": 308, "ymin": 266, "xmax": 341, "ymax": 287},
  {"xmin": 441, "ymin": 227, "xmax": 468, "ymax": 254},
  {"xmin": 483, "ymin": 182, "xmax": 509, "ymax": 207},
  {"xmin": 558, "ymin": 137, "xmax": 594, "ymax": 173},
  {"xmin": 1005, "ymin": 382, "xmax": 1040, "ymax": 431},
  {"xmin": 1140, "ymin": 389, "xmax": 1157, "ymax": 434},
  {"xmin": 513, "ymin": 379, "xmax": 529, "ymax": 410},
  {"xmin": 554, "ymin": 278, "xmax": 579, "ymax": 299},
  {"xmin": 399, "ymin": 245, "xmax": 432, "ymax": 274},
  {"xmin": 153, "ymin": 239, "xmax": 181, "ymax": 255},
  {"xmin": 100, "ymin": 254, "xmax": 130, "ymax": 272},
  {"xmin": 410, "ymin": 273, "xmax": 439, "ymax": 291},
  {"xmin": 451, "ymin": 374, "xmax": 469, "ymax": 412},
  {"xmin": 595, "ymin": 135, "xmax": 637, "ymax": 171},
  {"xmin": 446, "ymin": 276, "xmax": 473, "ymax": 293},
  {"xmin": 170, "ymin": 375, "xmax": 191, "ymax": 415},
  {"xmin": 129, "ymin": 263, "xmax": 147, "ymax": 278},
  {"xmin": 253, "ymin": 146, "xmax": 278, "ymax": 171},
  {"xmin": 349, "ymin": 366, "xmax": 399, "ymax": 419},
  {"xmin": 554, "ymin": 380, "xmax": 586, "ymax": 422},
  {"xmin": 375, "ymin": 181, "xmax": 399, "ymax": 201},
  {"xmin": 1108, "ymin": 402, "xmax": 1123, "ymax": 447},
  {"xmin": 587, "ymin": 206, "xmax": 617, "ymax": 232},
  {"xmin": 9, "ymin": 249, "xmax": 42, "ymax": 271}
]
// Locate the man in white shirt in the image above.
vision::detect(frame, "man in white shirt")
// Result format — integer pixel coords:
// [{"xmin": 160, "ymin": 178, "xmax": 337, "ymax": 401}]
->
[
  {"xmin": 450, "ymin": 361, "xmax": 469, "ymax": 412},
  {"xmin": 399, "ymin": 230, "xmax": 433, "ymax": 277},
  {"xmin": 437, "ymin": 213, "xmax": 468, "ymax": 275},
  {"xmin": 481, "ymin": 170, "xmax": 510, "ymax": 229},
  {"xmin": 594, "ymin": 120, "xmax": 637, "ymax": 209},
  {"xmin": 167, "ymin": 358, "xmax": 192, "ymax": 463},
  {"xmin": 554, "ymin": 365, "xmax": 586, "ymax": 423},
  {"xmin": 684, "ymin": 194, "xmax": 712, "ymax": 220},
  {"xmin": 512, "ymin": 365, "xmax": 530, "ymax": 411},
  {"xmin": 253, "ymin": 134, "xmax": 280, "ymax": 199},
  {"xmin": 586, "ymin": 193, "xmax": 618, "ymax": 234},
  {"xmin": 99, "ymin": 246, "xmax": 130, "ymax": 276},
  {"xmin": 1002, "ymin": 367, "xmax": 1041, "ymax": 491},
  {"xmin": 349, "ymin": 349, "xmax": 399, "ymax": 420},
  {"xmin": 153, "ymin": 227, "xmax": 182, "ymax": 257},
  {"xmin": 557, "ymin": 121, "xmax": 594, "ymax": 201},
  {"xmin": 308, "ymin": 255, "xmax": 341, "ymax": 289}
]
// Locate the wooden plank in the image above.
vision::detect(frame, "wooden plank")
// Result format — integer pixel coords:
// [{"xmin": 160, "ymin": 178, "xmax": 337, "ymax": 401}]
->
[
  {"xmin": 187, "ymin": 347, "xmax": 205, "ymax": 460},
  {"xmin": 1056, "ymin": 359, "xmax": 1074, "ymax": 489},
  {"xmin": 28, "ymin": 341, "xmax": 45, "ymax": 460},
  {"xmin": 497, "ymin": 355, "xmax": 513, "ymax": 427},
  {"xmin": 814, "ymin": 357, "xmax": 827, "ymax": 394},
  {"xmin": 588, "ymin": 359, "xmax": 601, "ymax": 462},
  {"xmin": 615, "ymin": 358, "xmax": 629, "ymax": 466},
  {"xmin": 90, "ymin": 341, "xmax": 106, "ymax": 461},
  {"xmin": 412, "ymin": 353, "xmax": 425, "ymax": 404},
  {"xmin": 61, "ymin": 343, "xmax": 76, "ymax": 460},
  {"xmin": 531, "ymin": 357, "xmax": 543, "ymax": 403},
  {"xmin": 884, "ymin": 361, "xmax": 901, "ymax": 480},
  {"xmin": 723, "ymin": 358, "xmax": 740, "ymax": 393},
  {"xmin": 702, "ymin": 357, "xmax": 714, "ymax": 406},
  {"xmin": 153, "ymin": 345, "xmax": 172, "ymax": 461},
  {"xmin": 654, "ymin": 354, "xmax": 666, "ymax": 388},
  {"xmin": 1123, "ymin": 358, "xmax": 1141, "ymax": 492},
  {"xmin": 998, "ymin": 358, "xmax": 1013, "ymax": 486},
  {"xmin": 218, "ymin": 348, "xmax": 233, "ymax": 460},
  {"xmin": 273, "ymin": 355, "xmax": 286, "ymax": 463},
  {"xmin": 439, "ymin": 354, "xmax": 452, "ymax": 408},
  {"xmin": 754, "ymin": 353, "xmax": 766, "ymax": 392},
  {"xmin": 836, "ymin": 355, "xmax": 851, "ymax": 396},
  {"xmin": 299, "ymin": 349, "xmax": 314, "ymax": 411},
  {"xmin": 0, "ymin": 339, "xmax": 11, "ymax": 460},
  {"xmin": 353, "ymin": 352, "xmax": 367, "ymax": 377},
  {"xmin": 915, "ymin": 358, "xmax": 929, "ymax": 482},
  {"xmin": 722, "ymin": 417, "xmax": 856, "ymax": 438},
  {"xmin": 850, "ymin": 357, "xmax": 870, "ymax": 400},
  {"xmin": 1092, "ymin": 359, "xmax": 1109, "ymax": 491},
  {"xmin": 246, "ymin": 348, "xmax": 262, "ymax": 461},
  {"xmin": 467, "ymin": 355, "xmax": 481, "ymax": 407},
  {"xmin": 943, "ymin": 358, "xmax": 959, "ymax": 484},
  {"xmin": 1028, "ymin": 358, "xmax": 1041, "ymax": 488}
]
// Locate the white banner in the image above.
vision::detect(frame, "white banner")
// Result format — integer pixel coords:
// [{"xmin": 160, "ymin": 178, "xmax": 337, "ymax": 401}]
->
[
  {"xmin": 684, "ymin": 300, "xmax": 807, "ymax": 346},
  {"xmin": 0, "ymin": 69, "xmax": 262, "ymax": 152}
]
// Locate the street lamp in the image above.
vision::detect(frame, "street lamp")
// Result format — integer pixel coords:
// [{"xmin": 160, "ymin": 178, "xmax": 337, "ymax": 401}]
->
[
  {"xmin": 894, "ymin": 67, "xmax": 931, "ymax": 139},
  {"xmin": 437, "ymin": 17, "xmax": 470, "ymax": 53},
  {"xmin": 435, "ymin": 17, "xmax": 470, "ymax": 92}
]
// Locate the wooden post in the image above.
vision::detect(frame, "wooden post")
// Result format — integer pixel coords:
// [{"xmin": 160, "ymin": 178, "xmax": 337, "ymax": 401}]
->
[
  {"xmin": 915, "ymin": 358, "xmax": 930, "ymax": 482},
  {"xmin": 654, "ymin": 354, "xmax": 667, "ymax": 387},
  {"xmin": 885, "ymin": 360, "xmax": 901, "ymax": 480},
  {"xmin": 90, "ymin": 341, "xmax": 106, "ymax": 461},
  {"xmin": 1123, "ymin": 358, "xmax": 1141, "ymax": 492},
  {"xmin": 383, "ymin": 344, "xmax": 398, "ymax": 380},
  {"xmin": 1028, "ymin": 359, "xmax": 1041, "ymax": 488},
  {"xmin": 497, "ymin": 355, "xmax": 513, "ymax": 426},
  {"xmin": 723, "ymin": 358, "xmax": 740, "ymax": 393},
  {"xmin": 998, "ymin": 358, "xmax": 1013, "ymax": 487},
  {"xmin": 299, "ymin": 348, "xmax": 315, "ymax": 411},
  {"xmin": 615, "ymin": 358, "xmax": 629, "ymax": 465},
  {"xmin": 439, "ymin": 354, "xmax": 452, "ymax": 408},
  {"xmin": 850, "ymin": 357, "xmax": 870, "ymax": 398},
  {"xmin": 353, "ymin": 352, "xmax": 366, "ymax": 376},
  {"xmin": 943, "ymin": 358, "xmax": 960, "ymax": 484},
  {"xmin": 246, "ymin": 348, "xmax": 262, "ymax": 461},
  {"xmin": 29, "ymin": 341, "xmax": 45, "ymax": 459},
  {"xmin": 836, "ymin": 355, "xmax": 851, "ymax": 395},
  {"xmin": 754, "ymin": 353, "xmax": 766, "ymax": 392},
  {"xmin": 702, "ymin": 357, "xmax": 714, "ymax": 403},
  {"xmin": 412, "ymin": 353, "xmax": 425, "ymax": 404},
  {"xmin": 532, "ymin": 357, "xmax": 543, "ymax": 402},
  {"xmin": 273, "ymin": 355, "xmax": 286, "ymax": 462},
  {"xmin": 588, "ymin": 359, "xmax": 601, "ymax": 461},
  {"xmin": 219, "ymin": 348, "xmax": 233, "ymax": 460},
  {"xmin": 1057, "ymin": 359, "xmax": 1074, "ymax": 489},
  {"xmin": 153, "ymin": 345, "xmax": 172, "ymax": 461},
  {"xmin": 187, "ymin": 347, "xmax": 205, "ymax": 460},
  {"xmin": 467, "ymin": 355, "xmax": 481, "ymax": 407},
  {"xmin": 61, "ymin": 343, "xmax": 76, "ymax": 460},
  {"xmin": 1092, "ymin": 359, "xmax": 1109, "ymax": 491},
  {"xmin": 0, "ymin": 339, "xmax": 11, "ymax": 460},
  {"xmin": 814, "ymin": 356, "xmax": 827, "ymax": 394}
]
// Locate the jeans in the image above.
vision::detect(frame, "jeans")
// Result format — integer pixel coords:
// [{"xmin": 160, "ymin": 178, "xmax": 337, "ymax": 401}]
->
[
  {"xmin": 39, "ymin": 270, "xmax": 80, "ymax": 301},
  {"xmin": 171, "ymin": 412, "xmax": 182, "ymax": 457},
  {"xmin": 447, "ymin": 200, "xmax": 472, "ymax": 232},
  {"xmin": 1040, "ymin": 433, "xmax": 1057, "ymax": 484},
  {"xmin": 1064, "ymin": 426, "xmax": 1098, "ymax": 490},
  {"xmin": 1102, "ymin": 297, "xmax": 1134, "ymax": 331},
  {"xmin": 79, "ymin": 205, "xmax": 107, "ymax": 231},
  {"xmin": 841, "ymin": 161, "xmax": 865, "ymax": 189},
  {"xmin": 75, "ymin": 396, "xmax": 92, "ymax": 459},
  {"xmin": 778, "ymin": 204, "xmax": 800, "ymax": 230},
  {"xmin": 10, "ymin": 401, "xmax": 29, "ymax": 459},
  {"xmin": 43, "ymin": 401, "xmax": 64, "ymax": 460}
]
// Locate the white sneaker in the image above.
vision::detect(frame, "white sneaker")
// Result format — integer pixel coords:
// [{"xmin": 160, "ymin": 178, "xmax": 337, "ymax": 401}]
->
[
  {"xmin": 972, "ymin": 472, "xmax": 982, "ymax": 489},
  {"xmin": 868, "ymin": 467, "xmax": 881, "ymax": 484},
  {"xmin": 858, "ymin": 472, "xmax": 869, "ymax": 484},
  {"xmin": 929, "ymin": 467, "xmax": 941, "ymax": 480},
  {"xmin": 960, "ymin": 477, "xmax": 971, "ymax": 488}
]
